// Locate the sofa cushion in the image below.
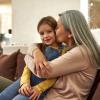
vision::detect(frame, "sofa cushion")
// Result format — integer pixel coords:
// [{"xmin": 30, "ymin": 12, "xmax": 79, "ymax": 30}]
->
[
  {"xmin": 0, "ymin": 50, "xmax": 19, "ymax": 80},
  {"xmin": 15, "ymin": 51, "xmax": 25, "ymax": 80}
]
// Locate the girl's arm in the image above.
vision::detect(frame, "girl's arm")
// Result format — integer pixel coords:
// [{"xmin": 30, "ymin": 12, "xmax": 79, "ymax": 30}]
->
[
  {"xmin": 34, "ymin": 78, "xmax": 57, "ymax": 93},
  {"xmin": 20, "ymin": 65, "xmax": 31, "ymax": 86},
  {"xmin": 19, "ymin": 65, "xmax": 32, "ymax": 96},
  {"xmin": 24, "ymin": 55, "xmax": 57, "ymax": 93}
]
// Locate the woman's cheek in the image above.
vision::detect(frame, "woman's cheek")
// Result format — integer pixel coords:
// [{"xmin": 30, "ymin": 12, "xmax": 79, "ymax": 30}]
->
[
  {"xmin": 56, "ymin": 29, "xmax": 60, "ymax": 37},
  {"xmin": 56, "ymin": 34, "xmax": 62, "ymax": 42}
]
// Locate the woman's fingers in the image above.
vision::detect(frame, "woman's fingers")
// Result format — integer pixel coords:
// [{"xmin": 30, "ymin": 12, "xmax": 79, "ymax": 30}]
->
[
  {"xmin": 35, "ymin": 62, "xmax": 41, "ymax": 75},
  {"xmin": 38, "ymin": 61, "xmax": 52, "ymax": 77},
  {"xmin": 33, "ymin": 48, "xmax": 50, "ymax": 76},
  {"xmin": 34, "ymin": 59, "xmax": 50, "ymax": 73}
]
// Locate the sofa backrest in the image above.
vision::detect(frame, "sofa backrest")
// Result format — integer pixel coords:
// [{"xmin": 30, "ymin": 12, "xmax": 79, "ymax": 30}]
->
[
  {"xmin": 87, "ymin": 69, "xmax": 100, "ymax": 100},
  {"xmin": 3, "ymin": 45, "xmax": 28, "ymax": 54}
]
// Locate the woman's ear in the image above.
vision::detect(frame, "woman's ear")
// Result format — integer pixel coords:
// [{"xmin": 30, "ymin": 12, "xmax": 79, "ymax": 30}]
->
[{"xmin": 68, "ymin": 34, "xmax": 72, "ymax": 38}]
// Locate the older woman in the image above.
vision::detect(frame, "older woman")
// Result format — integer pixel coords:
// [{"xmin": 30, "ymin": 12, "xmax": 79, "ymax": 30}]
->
[{"xmin": 25, "ymin": 10, "xmax": 100, "ymax": 100}]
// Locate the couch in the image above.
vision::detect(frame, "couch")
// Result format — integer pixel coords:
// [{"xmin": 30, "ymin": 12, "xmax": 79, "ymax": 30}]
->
[
  {"xmin": 0, "ymin": 49, "xmax": 26, "ymax": 81},
  {"xmin": 0, "ymin": 46, "xmax": 100, "ymax": 100}
]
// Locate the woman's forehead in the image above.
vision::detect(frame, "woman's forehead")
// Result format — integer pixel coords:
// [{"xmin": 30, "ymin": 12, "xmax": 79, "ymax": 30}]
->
[{"xmin": 57, "ymin": 18, "xmax": 62, "ymax": 26}]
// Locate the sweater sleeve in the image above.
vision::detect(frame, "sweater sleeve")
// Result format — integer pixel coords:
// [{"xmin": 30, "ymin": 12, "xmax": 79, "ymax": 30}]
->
[
  {"xmin": 34, "ymin": 78, "xmax": 57, "ymax": 93},
  {"xmin": 20, "ymin": 65, "xmax": 31, "ymax": 86},
  {"xmin": 40, "ymin": 46, "xmax": 89, "ymax": 78},
  {"xmin": 24, "ymin": 55, "xmax": 38, "ymax": 76},
  {"xmin": 27, "ymin": 43, "xmax": 38, "ymax": 56}
]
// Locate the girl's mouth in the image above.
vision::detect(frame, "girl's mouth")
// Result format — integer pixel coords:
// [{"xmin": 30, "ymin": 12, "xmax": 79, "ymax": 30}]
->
[{"xmin": 44, "ymin": 38, "xmax": 51, "ymax": 42}]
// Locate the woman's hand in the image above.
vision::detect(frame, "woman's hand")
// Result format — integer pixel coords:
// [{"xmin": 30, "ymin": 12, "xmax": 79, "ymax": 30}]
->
[
  {"xmin": 29, "ymin": 87, "xmax": 41, "ymax": 100},
  {"xmin": 19, "ymin": 83, "xmax": 32, "ymax": 96},
  {"xmin": 33, "ymin": 48, "xmax": 51, "ymax": 76}
]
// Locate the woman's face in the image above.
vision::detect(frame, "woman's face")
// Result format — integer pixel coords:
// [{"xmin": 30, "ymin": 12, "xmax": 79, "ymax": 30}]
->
[
  {"xmin": 56, "ymin": 18, "xmax": 70, "ymax": 44},
  {"xmin": 38, "ymin": 23, "xmax": 56, "ymax": 45}
]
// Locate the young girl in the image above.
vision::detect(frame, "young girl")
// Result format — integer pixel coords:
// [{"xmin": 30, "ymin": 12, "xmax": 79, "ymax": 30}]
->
[
  {"xmin": 0, "ymin": 16, "xmax": 68, "ymax": 100},
  {"xmin": 19, "ymin": 16, "xmax": 68, "ymax": 100}
]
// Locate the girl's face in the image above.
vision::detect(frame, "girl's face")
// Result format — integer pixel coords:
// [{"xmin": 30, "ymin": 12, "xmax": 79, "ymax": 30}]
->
[
  {"xmin": 56, "ymin": 18, "xmax": 71, "ymax": 44},
  {"xmin": 38, "ymin": 23, "xmax": 56, "ymax": 45}
]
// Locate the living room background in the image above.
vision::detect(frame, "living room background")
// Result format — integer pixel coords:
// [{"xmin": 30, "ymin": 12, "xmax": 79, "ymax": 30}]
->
[{"xmin": 12, "ymin": 0, "xmax": 80, "ymax": 44}]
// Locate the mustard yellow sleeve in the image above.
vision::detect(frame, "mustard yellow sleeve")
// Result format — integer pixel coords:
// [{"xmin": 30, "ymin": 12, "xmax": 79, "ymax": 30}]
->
[
  {"xmin": 20, "ymin": 65, "xmax": 31, "ymax": 86},
  {"xmin": 61, "ymin": 46, "xmax": 68, "ymax": 55},
  {"xmin": 34, "ymin": 78, "xmax": 57, "ymax": 93}
]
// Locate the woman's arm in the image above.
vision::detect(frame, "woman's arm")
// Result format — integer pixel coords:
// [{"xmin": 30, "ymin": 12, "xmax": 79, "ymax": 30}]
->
[
  {"xmin": 26, "ymin": 43, "xmax": 51, "ymax": 76},
  {"xmin": 24, "ymin": 55, "xmax": 38, "ymax": 76},
  {"xmin": 27, "ymin": 43, "xmax": 38, "ymax": 56},
  {"xmin": 42, "ymin": 46, "xmax": 89, "ymax": 78},
  {"xmin": 26, "ymin": 46, "xmax": 89, "ymax": 78}
]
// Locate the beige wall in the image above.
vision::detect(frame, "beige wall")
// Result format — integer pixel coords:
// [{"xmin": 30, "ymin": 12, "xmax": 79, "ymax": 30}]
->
[
  {"xmin": 0, "ymin": 5, "xmax": 12, "ymax": 33},
  {"xmin": 12, "ymin": 0, "xmax": 80, "ymax": 44}
]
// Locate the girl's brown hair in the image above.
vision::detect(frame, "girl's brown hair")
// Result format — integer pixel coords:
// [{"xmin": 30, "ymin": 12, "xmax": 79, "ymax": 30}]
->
[{"xmin": 37, "ymin": 16, "xmax": 57, "ymax": 32}]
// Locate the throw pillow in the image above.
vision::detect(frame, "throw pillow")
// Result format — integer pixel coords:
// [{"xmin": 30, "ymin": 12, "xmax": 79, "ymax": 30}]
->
[
  {"xmin": 15, "ymin": 51, "xmax": 25, "ymax": 80},
  {"xmin": 0, "ymin": 50, "xmax": 19, "ymax": 80}
]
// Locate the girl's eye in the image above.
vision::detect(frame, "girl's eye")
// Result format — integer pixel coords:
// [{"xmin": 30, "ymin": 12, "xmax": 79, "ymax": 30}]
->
[{"xmin": 39, "ymin": 32, "xmax": 44, "ymax": 35}]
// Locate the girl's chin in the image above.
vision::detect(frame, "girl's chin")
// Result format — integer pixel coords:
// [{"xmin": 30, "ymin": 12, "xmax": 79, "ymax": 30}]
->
[{"xmin": 44, "ymin": 42, "xmax": 52, "ymax": 45}]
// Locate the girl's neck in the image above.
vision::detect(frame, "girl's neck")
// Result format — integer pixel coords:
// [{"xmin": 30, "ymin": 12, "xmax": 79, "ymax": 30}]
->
[{"xmin": 49, "ymin": 42, "xmax": 59, "ymax": 49}]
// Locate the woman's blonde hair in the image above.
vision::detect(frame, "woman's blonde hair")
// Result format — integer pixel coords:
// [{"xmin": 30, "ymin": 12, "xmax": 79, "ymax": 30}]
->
[{"xmin": 59, "ymin": 10, "xmax": 100, "ymax": 68}]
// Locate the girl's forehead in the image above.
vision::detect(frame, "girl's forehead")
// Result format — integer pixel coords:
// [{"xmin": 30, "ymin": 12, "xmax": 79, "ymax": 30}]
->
[{"xmin": 39, "ymin": 24, "xmax": 53, "ymax": 31}]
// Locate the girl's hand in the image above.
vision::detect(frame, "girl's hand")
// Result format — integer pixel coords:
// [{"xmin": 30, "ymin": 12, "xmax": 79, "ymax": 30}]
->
[
  {"xmin": 19, "ymin": 83, "xmax": 32, "ymax": 96},
  {"xmin": 29, "ymin": 87, "xmax": 41, "ymax": 100},
  {"xmin": 33, "ymin": 48, "xmax": 51, "ymax": 76}
]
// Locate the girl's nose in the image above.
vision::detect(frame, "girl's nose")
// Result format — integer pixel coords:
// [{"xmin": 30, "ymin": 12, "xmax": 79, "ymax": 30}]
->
[{"xmin": 43, "ymin": 33, "xmax": 48, "ymax": 38}]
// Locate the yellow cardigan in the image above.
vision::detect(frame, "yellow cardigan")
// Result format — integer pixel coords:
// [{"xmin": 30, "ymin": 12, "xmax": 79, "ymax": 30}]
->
[{"xmin": 20, "ymin": 46, "xmax": 68, "ymax": 93}]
